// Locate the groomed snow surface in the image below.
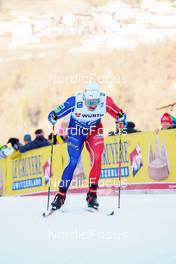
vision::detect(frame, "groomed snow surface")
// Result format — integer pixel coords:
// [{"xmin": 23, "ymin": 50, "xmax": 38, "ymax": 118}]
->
[{"xmin": 0, "ymin": 193, "xmax": 176, "ymax": 264}]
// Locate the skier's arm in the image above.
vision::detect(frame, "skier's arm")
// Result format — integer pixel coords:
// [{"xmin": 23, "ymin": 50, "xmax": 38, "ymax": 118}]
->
[
  {"xmin": 48, "ymin": 96, "xmax": 75, "ymax": 125},
  {"xmin": 106, "ymin": 96, "xmax": 124, "ymax": 120}
]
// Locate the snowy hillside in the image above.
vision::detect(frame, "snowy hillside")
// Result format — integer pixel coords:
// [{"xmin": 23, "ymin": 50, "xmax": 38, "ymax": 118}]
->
[
  {"xmin": 0, "ymin": 0, "xmax": 176, "ymax": 141},
  {"xmin": 0, "ymin": 0, "xmax": 176, "ymax": 50},
  {"xmin": 0, "ymin": 194, "xmax": 176, "ymax": 264}
]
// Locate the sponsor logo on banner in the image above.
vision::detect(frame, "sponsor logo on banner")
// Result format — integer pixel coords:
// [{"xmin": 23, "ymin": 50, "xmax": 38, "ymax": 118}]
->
[
  {"xmin": 12, "ymin": 177, "xmax": 42, "ymax": 190},
  {"xmin": 12, "ymin": 155, "xmax": 42, "ymax": 178},
  {"xmin": 43, "ymin": 158, "xmax": 51, "ymax": 185},
  {"xmin": 148, "ymin": 135, "xmax": 169, "ymax": 180},
  {"xmin": 130, "ymin": 145, "xmax": 143, "ymax": 176},
  {"xmin": 101, "ymin": 141, "xmax": 129, "ymax": 179},
  {"xmin": 11, "ymin": 155, "xmax": 43, "ymax": 191}
]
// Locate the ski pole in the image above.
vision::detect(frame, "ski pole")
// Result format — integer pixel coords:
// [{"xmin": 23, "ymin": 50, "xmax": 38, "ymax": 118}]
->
[
  {"xmin": 118, "ymin": 122, "xmax": 123, "ymax": 209},
  {"xmin": 156, "ymin": 102, "xmax": 176, "ymax": 110},
  {"xmin": 46, "ymin": 125, "xmax": 55, "ymax": 211}
]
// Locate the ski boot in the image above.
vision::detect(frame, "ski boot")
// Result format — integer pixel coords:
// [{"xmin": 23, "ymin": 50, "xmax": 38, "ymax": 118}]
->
[
  {"xmin": 86, "ymin": 185, "xmax": 99, "ymax": 209},
  {"xmin": 51, "ymin": 191, "xmax": 66, "ymax": 211}
]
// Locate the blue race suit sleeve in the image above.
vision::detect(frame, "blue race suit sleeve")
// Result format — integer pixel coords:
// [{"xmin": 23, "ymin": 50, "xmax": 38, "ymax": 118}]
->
[{"xmin": 48, "ymin": 96, "xmax": 75, "ymax": 120}]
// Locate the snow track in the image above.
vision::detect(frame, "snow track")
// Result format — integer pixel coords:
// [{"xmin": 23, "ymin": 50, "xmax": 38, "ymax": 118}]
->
[{"xmin": 0, "ymin": 194, "xmax": 176, "ymax": 264}]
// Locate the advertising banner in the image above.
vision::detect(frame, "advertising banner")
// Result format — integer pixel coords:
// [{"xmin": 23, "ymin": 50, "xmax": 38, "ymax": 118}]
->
[
  {"xmin": 1, "ymin": 129, "xmax": 176, "ymax": 196},
  {"xmin": 0, "ymin": 159, "xmax": 6, "ymax": 195},
  {"xmin": 82, "ymin": 130, "xmax": 176, "ymax": 190},
  {"xmin": 4, "ymin": 145, "xmax": 63, "ymax": 196}
]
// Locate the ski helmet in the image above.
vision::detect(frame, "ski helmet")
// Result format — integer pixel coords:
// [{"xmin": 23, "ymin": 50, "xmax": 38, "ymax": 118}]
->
[{"xmin": 84, "ymin": 82, "xmax": 101, "ymax": 105}]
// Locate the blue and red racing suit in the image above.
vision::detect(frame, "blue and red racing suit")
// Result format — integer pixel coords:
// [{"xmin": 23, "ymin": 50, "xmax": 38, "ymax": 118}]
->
[{"xmin": 48, "ymin": 92, "xmax": 124, "ymax": 191}]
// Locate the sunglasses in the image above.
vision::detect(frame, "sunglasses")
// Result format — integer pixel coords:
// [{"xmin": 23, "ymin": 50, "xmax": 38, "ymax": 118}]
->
[{"xmin": 86, "ymin": 99, "xmax": 100, "ymax": 105}]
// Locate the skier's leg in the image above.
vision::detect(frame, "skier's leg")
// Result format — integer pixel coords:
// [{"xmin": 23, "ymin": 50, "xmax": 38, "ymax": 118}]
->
[
  {"xmin": 85, "ymin": 124, "xmax": 104, "ymax": 208},
  {"xmin": 60, "ymin": 136, "xmax": 84, "ymax": 190},
  {"xmin": 51, "ymin": 135, "xmax": 84, "ymax": 210}
]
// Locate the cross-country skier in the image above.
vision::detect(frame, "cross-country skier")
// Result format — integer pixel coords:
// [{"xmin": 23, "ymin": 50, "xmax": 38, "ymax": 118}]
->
[{"xmin": 48, "ymin": 82, "xmax": 126, "ymax": 210}]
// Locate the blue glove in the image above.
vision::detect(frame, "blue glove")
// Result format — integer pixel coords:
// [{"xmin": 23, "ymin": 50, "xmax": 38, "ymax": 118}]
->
[
  {"xmin": 116, "ymin": 112, "xmax": 127, "ymax": 124},
  {"xmin": 48, "ymin": 112, "xmax": 58, "ymax": 125}
]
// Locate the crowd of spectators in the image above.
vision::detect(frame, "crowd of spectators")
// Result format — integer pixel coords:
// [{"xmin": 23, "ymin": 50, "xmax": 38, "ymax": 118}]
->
[
  {"xmin": 17, "ymin": 129, "xmax": 50, "ymax": 153},
  {"xmin": 0, "ymin": 125, "xmax": 68, "ymax": 159},
  {"xmin": 108, "ymin": 112, "xmax": 176, "ymax": 137}
]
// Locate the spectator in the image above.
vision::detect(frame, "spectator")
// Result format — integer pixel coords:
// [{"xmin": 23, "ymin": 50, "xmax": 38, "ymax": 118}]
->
[
  {"xmin": 120, "ymin": 121, "xmax": 141, "ymax": 134},
  {"xmin": 0, "ymin": 144, "xmax": 14, "ymax": 159},
  {"xmin": 164, "ymin": 113, "xmax": 176, "ymax": 129},
  {"xmin": 170, "ymin": 114, "xmax": 176, "ymax": 126},
  {"xmin": 23, "ymin": 133, "xmax": 32, "ymax": 145},
  {"xmin": 155, "ymin": 112, "xmax": 176, "ymax": 133},
  {"xmin": 18, "ymin": 129, "xmax": 50, "ymax": 153},
  {"xmin": 48, "ymin": 133, "xmax": 67, "ymax": 144},
  {"xmin": 7, "ymin": 137, "xmax": 23, "ymax": 150},
  {"xmin": 108, "ymin": 121, "xmax": 140, "ymax": 136},
  {"xmin": 57, "ymin": 134, "xmax": 67, "ymax": 143},
  {"xmin": 161, "ymin": 113, "xmax": 173, "ymax": 129},
  {"xmin": 48, "ymin": 133, "xmax": 57, "ymax": 145}
]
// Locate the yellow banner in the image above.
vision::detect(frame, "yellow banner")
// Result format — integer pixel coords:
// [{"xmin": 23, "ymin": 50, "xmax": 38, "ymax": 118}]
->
[
  {"xmin": 0, "ymin": 129, "xmax": 176, "ymax": 197},
  {"xmin": 82, "ymin": 130, "xmax": 176, "ymax": 190},
  {"xmin": 0, "ymin": 158, "xmax": 6, "ymax": 195},
  {"xmin": 4, "ymin": 145, "xmax": 63, "ymax": 196}
]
